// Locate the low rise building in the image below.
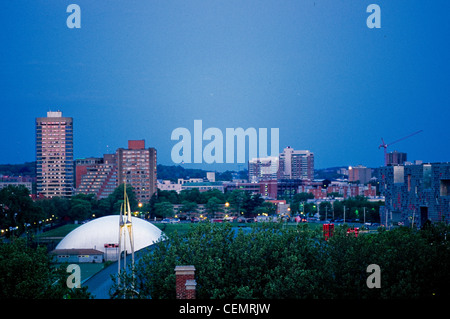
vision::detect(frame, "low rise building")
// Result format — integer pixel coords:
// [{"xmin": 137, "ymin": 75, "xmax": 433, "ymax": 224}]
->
[
  {"xmin": 157, "ymin": 180, "xmax": 182, "ymax": 193},
  {"xmin": 181, "ymin": 181, "xmax": 225, "ymax": 193},
  {"xmin": 0, "ymin": 181, "xmax": 33, "ymax": 193},
  {"xmin": 50, "ymin": 248, "xmax": 104, "ymax": 263}
]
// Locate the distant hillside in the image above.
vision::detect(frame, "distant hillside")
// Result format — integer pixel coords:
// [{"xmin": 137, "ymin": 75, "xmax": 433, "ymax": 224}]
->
[
  {"xmin": 0, "ymin": 162, "xmax": 36, "ymax": 177},
  {"xmin": 0, "ymin": 161, "xmax": 247, "ymax": 181},
  {"xmin": 314, "ymin": 166, "xmax": 347, "ymax": 180},
  {"xmin": 0, "ymin": 162, "xmax": 355, "ymax": 182},
  {"xmin": 157, "ymin": 164, "xmax": 248, "ymax": 182}
]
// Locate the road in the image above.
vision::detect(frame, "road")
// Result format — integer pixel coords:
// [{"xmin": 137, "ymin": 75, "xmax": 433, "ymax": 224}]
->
[{"xmin": 83, "ymin": 245, "xmax": 155, "ymax": 299}]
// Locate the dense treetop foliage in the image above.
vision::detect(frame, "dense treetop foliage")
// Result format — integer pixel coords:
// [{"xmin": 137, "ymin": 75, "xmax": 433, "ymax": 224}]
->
[{"xmin": 111, "ymin": 222, "xmax": 450, "ymax": 299}]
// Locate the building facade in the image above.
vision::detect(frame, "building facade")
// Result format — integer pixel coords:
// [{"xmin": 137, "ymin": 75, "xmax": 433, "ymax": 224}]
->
[
  {"xmin": 76, "ymin": 154, "xmax": 118, "ymax": 199},
  {"xmin": 348, "ymin": 165, "xmax": 372, "ymax": 184},
  {"xmin": 36, "ymin": 111, "xmax": 74, "ymax": 198},
  {"xmin": 181, "ymin": 181, "xmax": 225, "ymax": 193},
  {"xmin": 0, "ymin": 181, "xmax": 33, "ymax": 193},
  {"xmin": 157, "ymin": 180, "xmax": 182, "ymax": 193},
  {"xmin": 386, "ymin": 151, "xmax": 407, "ymax": 166},
  {"xmin": 116, "ymin": 140, "xmax": 157, "ymax": 203},
  {"xmin": 75, "ymin": 157, "xmax": 103, "ymax": 189},
  {"xmin": 224, "ymin": 180, "xmax": 278, "ymax": 199},
  {"xmin": 378, "ymin": 162, "xmax": 450, "ymax": 227},
  {"xmin": 306, "ymin": 182, "xmax": 377, "ymax": 199},
  {"xmin": 278, "ymin": 147, "xmax": 314, "ymax": 180},
  {"xmin": 248, "ymin": 156, "xmax": 279, "ymax": 183},
  {"xmin": 51, "ymin": 248, "xmax": 104, "ymax": 263}
]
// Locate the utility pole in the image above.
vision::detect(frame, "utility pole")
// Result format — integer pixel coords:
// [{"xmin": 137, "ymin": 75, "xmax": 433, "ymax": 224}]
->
[
  {"xmin": 332, "ymin": 202, "xmax": 335, "ymax": 221},
  {"xmin": 343, "ymin": 205, "xmax": 346, "ymax": 223}
]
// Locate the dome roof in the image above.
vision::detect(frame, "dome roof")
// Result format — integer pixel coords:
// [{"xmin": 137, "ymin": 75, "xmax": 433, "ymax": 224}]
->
[{"xmin": 56, "ymin": 215, "xmax": 163, "ymax": 254}]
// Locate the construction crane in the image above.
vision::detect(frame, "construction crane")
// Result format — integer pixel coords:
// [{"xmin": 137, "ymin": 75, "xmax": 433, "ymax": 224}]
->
[{"xmin": 379, "ymin": 130, "xmax": 423, "ymax": 166}]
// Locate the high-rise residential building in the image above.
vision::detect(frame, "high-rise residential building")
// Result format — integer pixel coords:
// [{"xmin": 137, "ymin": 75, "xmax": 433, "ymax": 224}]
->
[
  {"xmin": 248, "ymin": 156, "xmax": 279, "ymax": 183},
  {"xmin": 278, "ymin": 147, "xmax": 314, "ymax": 181},
  {"xmin": 36, "ymin": 111, "xmax": 74, "ymax": 198},
  {"xmin": 386, "ymin": 151, "xmax": 407, "ymax": 166},
  {"xmin": 116, "ymin": 140, "xmax": 157, "ymax": 203},
  {"xmin": 348, "ymin": 165, "xmax": 372, "ymax": 184},
  {"xmin": 76, "ymin": 154, "xmax": 118, "ymax": 199}
]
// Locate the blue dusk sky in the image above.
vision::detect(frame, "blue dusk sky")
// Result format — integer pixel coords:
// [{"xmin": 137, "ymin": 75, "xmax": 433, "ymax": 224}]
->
[{"xmin": 1, "ymin": 0, "xmax": 449, "ymax": 171}]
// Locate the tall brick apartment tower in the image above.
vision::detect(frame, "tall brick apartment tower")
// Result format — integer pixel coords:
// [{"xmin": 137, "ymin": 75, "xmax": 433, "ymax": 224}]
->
[
  {"xmin": 116, "ymin": 140, "xmax": 157, "ymax": 203},
  {"xmin": 36, "ymin": 111, "xmax": 74, "ymax": 198}
]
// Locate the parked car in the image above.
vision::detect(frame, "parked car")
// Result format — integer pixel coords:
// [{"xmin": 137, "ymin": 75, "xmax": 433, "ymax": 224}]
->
[
  {"xmin": 190, "ymin": 217, "xmax": 200, "ymax": 223},
  {"xmin": 161, "ymin": 218, "xmax": 180, "ymax": 224},
  {"xmin": 237, "ymin": 217, "xmax": 246, "ymax": 223}
]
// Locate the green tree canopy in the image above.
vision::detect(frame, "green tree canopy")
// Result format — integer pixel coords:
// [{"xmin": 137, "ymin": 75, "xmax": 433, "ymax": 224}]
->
[
  {"xmin": 0, "ymin": 185, "xmax": 43, "ymax": 236},
  {"xmin": 179, "ymin": 201, "xmax": 198, "ymax": 216},
  {"xmin": 111, "ymin": 222, "xmax": 450, "ymax": 299},
  {"xmin": 0, "ymin": 239, "xmax": 92, "ymax": 299},
  {"xmin": 226, "ymin": 189, "xmax": 245, "ymax": 215},
  {"xmin": 108, "ymin": 183, "xmax": 138, "ymax": 214},
  {"xmin": 153, "ymin": 202, "xmax": 174, "ymax": 219},
  {"xmin": 205, "ymin": 197, "xmax": 223, "ymax": 218}
]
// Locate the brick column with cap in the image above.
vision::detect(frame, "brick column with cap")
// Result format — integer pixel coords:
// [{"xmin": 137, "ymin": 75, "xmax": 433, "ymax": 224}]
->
[{"xmin": 175, "ymin": 265, "xmax": 196, "ymax": 299}]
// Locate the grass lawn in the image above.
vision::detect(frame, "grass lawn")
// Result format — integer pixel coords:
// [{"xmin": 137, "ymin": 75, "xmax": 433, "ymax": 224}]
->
[
  {"xmin": 79, "ymin": 262, "xmax": 106, "ymax": 283},
  {"xmin": 38, "ymin": 221, "xmax": 343, "ymax": 241},
  {"xmin": 154, "ymin": 221, "xmax": 325, "ymax": 238},
  {"xmin": 52, "ymin": 262, "xmax": 107, "ymax": 284},
  {"xmin": 154, "ymin": 222, "xmax": 193, "ymax": 237},
  {"xmin": 38, "ymin": 224, "xmax": 81, "ymax": 238}
]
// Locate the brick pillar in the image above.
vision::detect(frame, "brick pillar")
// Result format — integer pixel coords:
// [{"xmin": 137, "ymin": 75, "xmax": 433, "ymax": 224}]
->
[{"xmin": 175, "ymin": 265, "xmax": 196, "ymax": 299}]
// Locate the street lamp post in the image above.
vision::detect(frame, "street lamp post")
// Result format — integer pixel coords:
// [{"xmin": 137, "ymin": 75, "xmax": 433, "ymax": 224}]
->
[
  {"xmin": 225, "ymin": 202, "xmax": 230, "ymax": 218},
  {"xmin": 138, "ymin": 202, "xmax": 143, "ymax": 218}
]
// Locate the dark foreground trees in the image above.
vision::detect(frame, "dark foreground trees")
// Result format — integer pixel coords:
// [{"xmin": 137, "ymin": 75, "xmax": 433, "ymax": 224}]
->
[
  {"xmin": 112, "ymin": 222, "xmax": 450, "ymax": 299},
  {"xmin": 0, "ymin": 238, "xmax": 92, "ymax": 299}
]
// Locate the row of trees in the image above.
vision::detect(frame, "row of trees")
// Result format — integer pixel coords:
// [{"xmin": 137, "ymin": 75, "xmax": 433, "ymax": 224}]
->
[
  {"xmin": 0, "ymin": 184, "xmax": 136, "ymax": 237},
  {"xmin": 0, "ymin": 184, "xmax": 274, "ymax": 237},
  {"xmin": 111, "ymin": 221, "xmax": 450, "ymax": 299},
  {"xmin": 149, "ymin": 188, "xmax": 274, "ymax": 219},
  {"xmin": 151, "ymin": 189, "xmax": 382, "ymax": 222},
  {"xmin": 289, "ymin": 193, "xmax": 382, "ymax": 222}
]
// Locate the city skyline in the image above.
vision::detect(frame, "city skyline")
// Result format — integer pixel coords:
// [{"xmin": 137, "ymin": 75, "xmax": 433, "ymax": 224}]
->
[{"xmin": 1, "ymin": 1, "xmax": 450, "ymax": 171}]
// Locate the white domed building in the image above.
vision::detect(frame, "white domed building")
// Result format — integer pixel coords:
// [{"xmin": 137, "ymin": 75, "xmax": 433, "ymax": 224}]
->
[{"xmin": 52, "ymin": 215, "xmax": 163, "ymax": 263}]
